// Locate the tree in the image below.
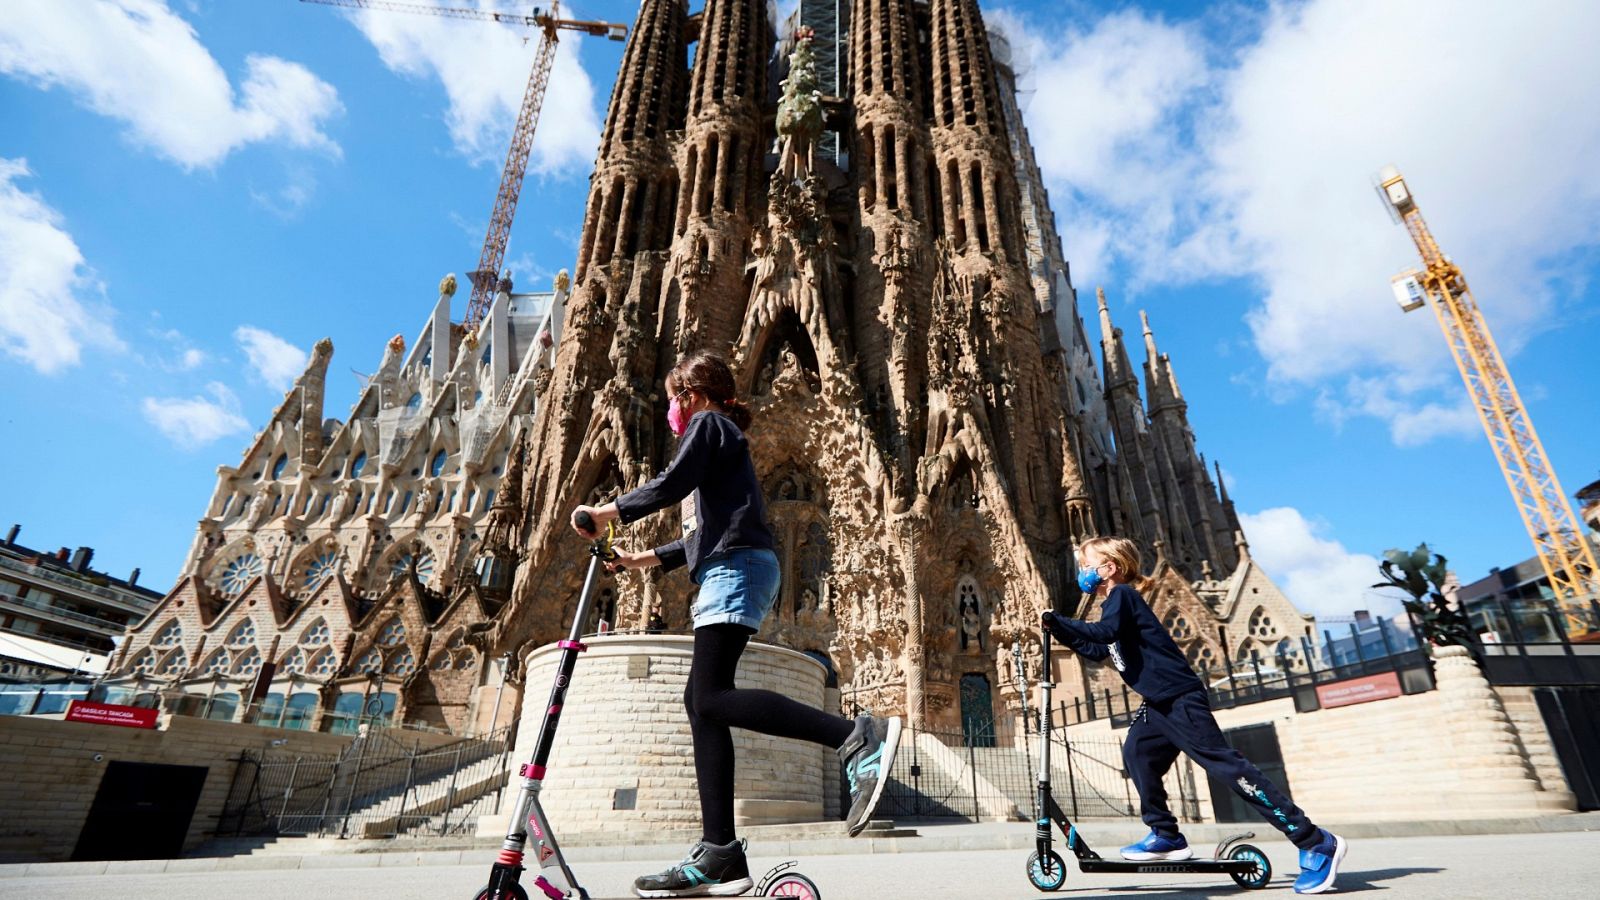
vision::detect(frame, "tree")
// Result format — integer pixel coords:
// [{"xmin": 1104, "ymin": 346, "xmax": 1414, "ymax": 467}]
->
[{"xmin": 1373, "ymin": 543, "xmax": 1477, "ymax": 653}]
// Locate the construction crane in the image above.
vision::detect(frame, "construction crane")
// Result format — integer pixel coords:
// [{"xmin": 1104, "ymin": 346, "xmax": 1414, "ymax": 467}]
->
[
  {"xmin": 303, "ymin": 1, "xmax": 626, "ymax": 328},
  {"xmin": 1377, "ymin": 165, "xmax": 1600, "ymax": 640}
]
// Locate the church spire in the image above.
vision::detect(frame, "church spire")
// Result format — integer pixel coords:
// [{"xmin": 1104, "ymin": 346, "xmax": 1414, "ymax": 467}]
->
[
  {"xmin": 575, "ymin": 0, "xmax": 687, "ymax": 283},
  {"xmin": 1097, "ymin": 287, "xmax": 1137, "ymax": 391}
]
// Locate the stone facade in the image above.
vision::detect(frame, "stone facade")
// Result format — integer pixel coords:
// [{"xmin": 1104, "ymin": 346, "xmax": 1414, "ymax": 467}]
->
[
  {"xmin": 0, "ymin": 714, "xmax": 462, "ymax": 863},
  {"xmin": 101, "ymin": 280, "xmax": 567, "ymax": 734},
  {"xmin": 105, "ymin": 0, "xmax": 1314, "ymax": 738}
]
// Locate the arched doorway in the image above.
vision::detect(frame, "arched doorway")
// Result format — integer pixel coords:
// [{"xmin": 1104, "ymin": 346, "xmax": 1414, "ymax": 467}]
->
[{"xmin": 959, "ymin": 672, "xmax": 994, "ymax": 747}]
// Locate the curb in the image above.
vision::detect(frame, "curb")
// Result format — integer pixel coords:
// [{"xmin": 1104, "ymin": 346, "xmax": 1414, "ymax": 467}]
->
[{"xmin": 4, "ymin": 812, "xmax": 1597, "ymax": 878}]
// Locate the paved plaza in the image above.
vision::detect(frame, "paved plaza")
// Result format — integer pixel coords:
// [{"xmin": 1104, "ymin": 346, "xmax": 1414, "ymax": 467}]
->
[{"xmin": 5, "ymin": 832, "xmax": 1599, "ymax": 899}]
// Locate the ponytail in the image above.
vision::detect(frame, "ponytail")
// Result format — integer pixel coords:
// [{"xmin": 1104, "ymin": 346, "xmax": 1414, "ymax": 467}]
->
[{"xmin": 721, "ymin": 397, "xmax": 753, "ymax": 431}]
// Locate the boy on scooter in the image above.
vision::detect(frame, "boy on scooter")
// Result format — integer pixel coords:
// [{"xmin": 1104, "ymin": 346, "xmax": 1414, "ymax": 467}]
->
[{"xmin": 1043, "ymin": 536, "xmax": 1347, "ymax": 895}]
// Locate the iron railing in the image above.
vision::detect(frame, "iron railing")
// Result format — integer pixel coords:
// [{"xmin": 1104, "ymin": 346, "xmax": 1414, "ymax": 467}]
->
[
  {"xmin": 217, "ymin": 723, "xmax": 516, "ymax": 839},
  {"xmin": 839, "ymin": 709, "xmax": 1198, "ymax": 823}
]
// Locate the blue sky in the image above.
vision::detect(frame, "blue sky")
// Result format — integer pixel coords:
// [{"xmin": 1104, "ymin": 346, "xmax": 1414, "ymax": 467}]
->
[{"xmin": 2, "ymin": 1, "xmax": 1597, "ymax": 620}]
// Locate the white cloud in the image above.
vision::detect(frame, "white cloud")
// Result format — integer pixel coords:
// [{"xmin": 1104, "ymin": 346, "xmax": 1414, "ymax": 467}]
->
[
  {"xmin": 993, "ymin": 8, "xmax": 1209, "ymax": 290},
  {"xmin": 1008, "ymin": 0, "xmax": 1600, "ymax": 446},
  {"xmin": 142, "ymin": 381, "xmax": 251, "ymax": 448},
  {"xmin": 179, "ymin": 347, "xmax": 207, "ymax": 370},
  {"xmin": 1240, "ymin": 506, "xmax": 1404, "ymax": 621},
  {"xmin": 148, "ymin": 327, "xmax": 208, "ymax": 372},
  {"xmin": 1315, "ymin": 374, "xmax": 1481, "ymax": 447},
  {"xmin": 0, "ymin": 0, "xmax": 342, "ymax": 169},
  {"xmin": 234, "ymin": 325, "xmax": 307, "ymax": 391},
  {"xmin": 339, "ymin": 1, "xmax": 600, "ymax": 174},
  {"xmin": 0, "ymin": 158, "xmax": 123, "ymax": 374}
]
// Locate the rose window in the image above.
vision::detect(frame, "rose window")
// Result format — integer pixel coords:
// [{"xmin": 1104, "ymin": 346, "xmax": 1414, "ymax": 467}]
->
[{"xmin": 220, "ymin": 553, "xmax": 264, "ymax": 595}]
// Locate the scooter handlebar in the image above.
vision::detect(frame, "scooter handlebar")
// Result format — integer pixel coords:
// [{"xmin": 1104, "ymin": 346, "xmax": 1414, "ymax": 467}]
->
[{"xmin": 575, "ymin": 510, "xmax": 596, "ymax": 534}]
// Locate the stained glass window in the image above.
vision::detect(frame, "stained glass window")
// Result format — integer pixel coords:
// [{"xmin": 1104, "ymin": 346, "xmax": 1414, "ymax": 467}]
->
[
  {"xmin": 301, "ymin": 619, "xmax": 330, "ymax": 646},
  {"xmin": 377, "ymin": 618, "xmax": 407, "ymax": 647},
  {"xmin": 226, "ymin": 620, "xmax": 256, "ymax": 647},
  {"xmin": 303, "ymin": 551, "xmax": 339, "ymax": 590},
  {"xmin": 220, "ymin": 553, "xmax": 264, "ymax": 595}
]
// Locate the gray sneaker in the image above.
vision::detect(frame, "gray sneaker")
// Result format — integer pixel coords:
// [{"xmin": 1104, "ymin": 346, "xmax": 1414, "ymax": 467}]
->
[
  {"xmin": 838, "ymin": 713, "xmax": 902, "ymax": 836},
  {"xmin": 631, "ymin": 839, "xmax": 753, "ymax": 897}
]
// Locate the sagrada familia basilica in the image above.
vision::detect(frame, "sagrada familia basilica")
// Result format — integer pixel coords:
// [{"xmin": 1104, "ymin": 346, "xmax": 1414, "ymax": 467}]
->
[{"xmin": 106, "ymin": 0, "xmax": 1312, "ymax": 736}]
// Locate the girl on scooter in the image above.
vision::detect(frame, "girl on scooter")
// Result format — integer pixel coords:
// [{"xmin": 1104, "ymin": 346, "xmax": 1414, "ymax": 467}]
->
[
  {"xmin": 573, "ymin": 350, "xmax": 901, "ymax": 898},
  {"xmin": 1043, "ymin": 536, "xmax": 1346, "ymax": 895}
]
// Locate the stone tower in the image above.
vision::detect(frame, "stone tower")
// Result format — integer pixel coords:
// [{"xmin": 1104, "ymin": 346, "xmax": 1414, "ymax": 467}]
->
[{"xmin": 492, "ymin": 0, "xmax": 1098, "ymax": 730}]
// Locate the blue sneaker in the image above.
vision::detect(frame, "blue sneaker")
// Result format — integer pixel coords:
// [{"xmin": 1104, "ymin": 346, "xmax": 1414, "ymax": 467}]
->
[
  {"xmin": 1294, "ymin": 829, "xmax": 1347, "ymax": 894},
  {"xmin": 1120, "ymin": 831, "xmax": 1193, "ymax": 861}
]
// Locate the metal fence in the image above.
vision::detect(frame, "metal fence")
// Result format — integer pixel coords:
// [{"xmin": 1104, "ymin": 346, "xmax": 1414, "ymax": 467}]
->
[
  {"xmin": 860, "ymin": 712, "xmax": 1199, "ymax": 823},
  {"xmin": 217, "ymin": 724, "xmax": 515, "ymax": 839},
  {"xmin": 1057, "ymin": 646, "xmax": 1437, "ymax": 728}
]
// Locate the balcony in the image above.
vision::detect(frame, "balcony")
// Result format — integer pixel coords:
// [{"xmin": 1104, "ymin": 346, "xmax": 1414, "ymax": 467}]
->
[
  {"xmin": 0, "ymin": 591, "xmax": 128, "ymax": 635},
  {"xmin": 0, "ymin": 554, "xmax": 155, "ymax": 613}
]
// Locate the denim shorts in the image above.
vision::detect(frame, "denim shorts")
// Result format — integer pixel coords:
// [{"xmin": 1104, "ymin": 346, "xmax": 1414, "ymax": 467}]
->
[{"xmin": 691, "ymin": 548, "xmax": 780, "ymax": 631}]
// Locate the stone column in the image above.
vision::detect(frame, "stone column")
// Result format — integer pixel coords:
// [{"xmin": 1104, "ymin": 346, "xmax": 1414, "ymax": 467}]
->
[{"xmin": 894, "ymin": 507, "xmax": 928, "ymax": 729}]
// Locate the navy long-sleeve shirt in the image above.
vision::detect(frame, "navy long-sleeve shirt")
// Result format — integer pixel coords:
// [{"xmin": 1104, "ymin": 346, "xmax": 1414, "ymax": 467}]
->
[
  {"xmin": 1050, "ymin": 584, "xmax": 1205, "ymax": 702},
  {"xmin": 613, "ymin": 410, "xmax": 774, "ymax": 581}
]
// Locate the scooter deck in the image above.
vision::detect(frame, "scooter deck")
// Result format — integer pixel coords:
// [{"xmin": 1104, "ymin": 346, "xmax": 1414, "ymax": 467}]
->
[{"xmin": 1078, "ymin": 858, "xmax": 1261, "ymax": 875}]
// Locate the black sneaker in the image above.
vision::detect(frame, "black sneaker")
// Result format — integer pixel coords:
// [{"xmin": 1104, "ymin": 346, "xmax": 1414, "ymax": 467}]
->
[
  {"xmin": 838, "ymin": 713, "xmax": 902, "ymax": 836},
  {"xmin": 632, "ymin": 839, "xmax": 753, "ymax": 898}
]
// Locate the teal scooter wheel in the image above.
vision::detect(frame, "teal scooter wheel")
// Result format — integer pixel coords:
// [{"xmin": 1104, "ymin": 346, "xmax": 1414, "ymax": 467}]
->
[
  {"xmin": 1229, "ymin": 844, "xmax": 1272, "ymax": 890},
  {"xmin": 1027, "ymin": 849, "xmax": 1068, "ymax": 891}
]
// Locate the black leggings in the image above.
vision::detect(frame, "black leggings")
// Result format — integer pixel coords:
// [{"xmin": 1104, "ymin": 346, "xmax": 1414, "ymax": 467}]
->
[{"xmin": 686, "ymin": 624, "xmax": 855, "ymax": 845}]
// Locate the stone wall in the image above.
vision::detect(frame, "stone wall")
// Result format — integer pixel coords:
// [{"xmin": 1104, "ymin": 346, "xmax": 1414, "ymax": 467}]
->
[
  {"xmin": 478, "ymin": 634, "xmax": 832, "ymax": 837},
  {"xmin": 1061, "ymin": 646, "xmax": 1575, "ymax": 825},
  {"xmin": 0, "ymin": 714, "xmax": 452, "ymax": 863}
]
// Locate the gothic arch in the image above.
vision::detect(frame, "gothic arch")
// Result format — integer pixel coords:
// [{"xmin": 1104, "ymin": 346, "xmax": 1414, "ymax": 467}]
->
[{"xmin": 745, "ymin": 307, "xmax": 821, "ymax": 398}]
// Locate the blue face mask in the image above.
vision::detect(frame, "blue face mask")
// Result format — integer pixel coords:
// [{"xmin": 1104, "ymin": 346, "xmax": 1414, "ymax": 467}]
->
[{"xmin": 1077, "ymin": 566, "xmax": 1104, "ymax": 594}]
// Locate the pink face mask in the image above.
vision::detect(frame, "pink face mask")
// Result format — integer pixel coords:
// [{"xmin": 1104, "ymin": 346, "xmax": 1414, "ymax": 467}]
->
[{"xmin": 667, "ymin": 396, "xmax": 690, "ymax": 436}]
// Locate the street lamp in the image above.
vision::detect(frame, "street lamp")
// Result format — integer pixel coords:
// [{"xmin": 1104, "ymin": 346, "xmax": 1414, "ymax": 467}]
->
[{"xmin": 361, "ymin": 671, "xmax": 383, "ymax": 731}]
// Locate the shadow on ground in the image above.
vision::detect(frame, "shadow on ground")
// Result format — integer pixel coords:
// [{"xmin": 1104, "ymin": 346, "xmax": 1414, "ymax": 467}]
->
[{"xmin": 1044, "ymin": 866, "xmax": 1444, "ymax": 896}]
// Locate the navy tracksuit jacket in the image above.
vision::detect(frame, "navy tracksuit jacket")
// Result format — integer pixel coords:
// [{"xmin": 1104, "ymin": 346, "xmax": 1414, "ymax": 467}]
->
[{"xmin": 1048, "ymin": 585, "xmax": 1320, "ymax": 848}]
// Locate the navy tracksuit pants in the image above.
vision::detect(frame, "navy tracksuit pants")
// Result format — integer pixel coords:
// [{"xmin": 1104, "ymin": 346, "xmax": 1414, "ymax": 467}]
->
[{"xmin": 1124, "ymin": 689, "xmax": 1320, "ymax": 850}]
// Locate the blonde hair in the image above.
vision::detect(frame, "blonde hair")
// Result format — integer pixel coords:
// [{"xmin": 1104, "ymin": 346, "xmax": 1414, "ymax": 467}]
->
[{"xmin": 1079, "ymin": 536, "xmax": 1154, "ymax": 594}]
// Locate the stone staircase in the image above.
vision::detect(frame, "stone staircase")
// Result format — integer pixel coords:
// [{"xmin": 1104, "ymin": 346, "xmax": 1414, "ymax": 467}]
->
[{"xmin": 1278, "ymin": 647, "xmax": 1577, "ymax": 821}]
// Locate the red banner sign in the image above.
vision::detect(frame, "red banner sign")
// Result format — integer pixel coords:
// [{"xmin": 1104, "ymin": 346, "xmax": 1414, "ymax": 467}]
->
[
  {"xmin": 1316, "ymin": 671, "xmax": 1403, "ymax": 709},
  {"xmin": 65, "ymin": 700, "xmax": 159, "ymax": 729}
]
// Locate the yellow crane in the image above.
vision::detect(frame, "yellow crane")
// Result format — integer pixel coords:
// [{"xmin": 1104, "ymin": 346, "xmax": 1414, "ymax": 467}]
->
[
  {"xmin": 1378, "ymin": 165, "xmax": 1600, "ymax": 640},
  {"xmin": 303, "ymin": 1, "xmax": 626, "ymax": 328}
]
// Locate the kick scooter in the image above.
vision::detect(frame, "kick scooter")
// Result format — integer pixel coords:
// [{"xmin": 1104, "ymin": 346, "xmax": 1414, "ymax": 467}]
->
[
  {"xmin": 473, "ymin": 511, "xmax": 824, "ymax": 899},
  {"xmin": 1025, "ymin": 620, "xmax": 1272, "ymax": 892}
]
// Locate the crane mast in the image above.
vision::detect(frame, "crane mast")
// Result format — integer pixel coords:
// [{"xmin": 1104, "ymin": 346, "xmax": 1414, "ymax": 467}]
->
[
  {"xmin": 467, "ymin": 9, "xmax": 561, "ymax": 327},
  {"xmin": 1378, "ymin": 165, "xmax": 1600, "ymax": 640},
  {"xmin": 302, "ymin": 1, "xmax": 626, "ymax": 328}
]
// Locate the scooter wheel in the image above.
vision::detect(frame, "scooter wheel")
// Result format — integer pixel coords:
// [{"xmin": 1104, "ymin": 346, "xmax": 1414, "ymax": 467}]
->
[
  {"xmin": 1026, "ymin": 850, "xmax": 1068, "ymax": 891},
  {"xmin": 1228, "ymin": 844, "xmax": 1272, "ymax": 890},
  {"xmin": 763, "ymin": 872, "xmax": 821, "ymax": 899},
  {"xmin": 474, "ymin": 885, "xmax": 530, "ymax": 900}
]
